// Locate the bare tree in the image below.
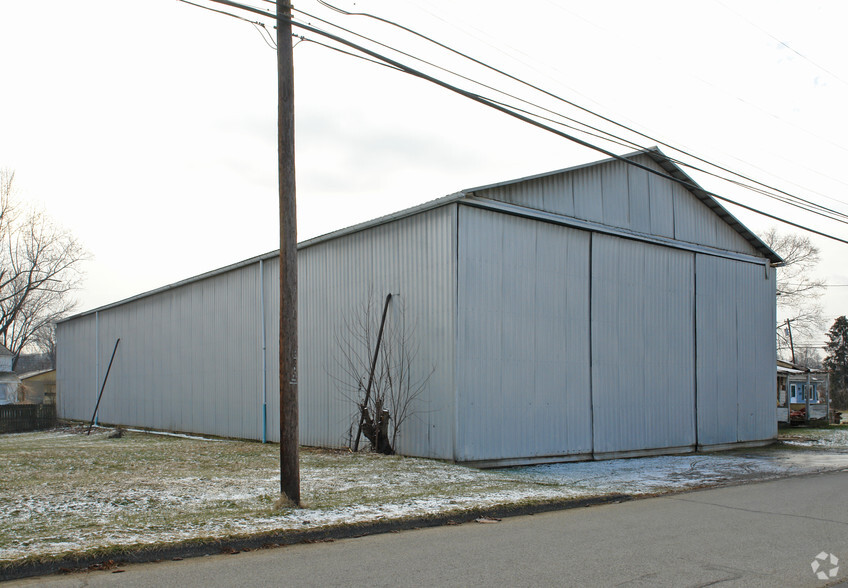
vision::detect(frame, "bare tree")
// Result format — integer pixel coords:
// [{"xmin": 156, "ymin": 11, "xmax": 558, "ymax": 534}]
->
[
  {"xmin": 0, "ymin": 169, "xmax": 86, "ymax": 366},
  {"xmin": 32, "ymin": 322, "xmax": 57, "ymax": 367},
  {"xmin": 794, "ymin": 347, "xmax": 823, "ymax": 370},
  {"xmin": 764, "ymin": 228, "xmax": 826, "ymax": 360},
  {"xmin": 334, "ymin": 293, "xmax": 433, "ymax": 455}
]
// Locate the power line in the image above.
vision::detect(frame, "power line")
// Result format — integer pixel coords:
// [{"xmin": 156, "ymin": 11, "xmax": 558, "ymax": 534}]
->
[
  {"xmin": 212, "ymin": 1, "xmax": 848, "ymax": 231},
  {"xmin": 781, "ymin": 283, "xmax": 848, "ymax": 288},
  {"xmin": 314, "ymin": 0, "xmax": 848, "ymax": 229},
  {"xmin": 713, "ymin": 0, "xmax": 848, "ymax": 89},
  {"xmin": 181, "ymin": 0, "xmax": 269, "ymax": 28},
  {"xmin": 186, "ymin": 0, "xmax": 848, "ymax": 245},
  {"xmin": 290, "ymin": 3, "xmax": 632, "ymax": 147},
  {"xmin": 294, "ymin": 2, "xmax": 848, "ymax": 230},
  {"xmin": 289, "ymin": 21, "xmax": 848, "ymax": 244},
  {"xmin": 296, "ymin": 35, "xmax": 400, "ymax": 71},
  {"xmin": 285, "ymin": 11, "xmax": 848, "ymax": 226}
]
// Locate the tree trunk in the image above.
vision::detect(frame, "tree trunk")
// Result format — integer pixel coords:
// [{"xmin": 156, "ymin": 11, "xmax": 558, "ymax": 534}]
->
[{"xmin": 359, "ymin": 405, "xmax": 394, "ymax": 455}]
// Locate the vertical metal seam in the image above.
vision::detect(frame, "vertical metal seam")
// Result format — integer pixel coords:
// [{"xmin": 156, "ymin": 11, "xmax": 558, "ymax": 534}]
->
[
  {"xmin": 453, "ymin": 203, "xmax": 460, "ymax": 463},
  {"xmin": 625, "ymin": 163, "xmax": 632, "ymax": 226},
  {"xmin": 260, "ymin": 258, "xmax": 267, "ymax": 443},
  {"xmin": 671, "ymin": 176, "xmax": 677, "ymax": 240},
  {"xmin": 645, "ymin": 160, "xmax": 653, "ymax": 234},
  {"xmin": 693, "ymin": 254, "xmax": 699, "ymax": 450},
  {"xmin": 95, "ymin": 310, "xmax": 100, "ymax": 426},
  {"xmin": 588, "ymin": 232, "xmax": 595, "ymax": 458},
  {"xmin": 735, "ymin": 264, "xmax": 741, "ymax": 442}
]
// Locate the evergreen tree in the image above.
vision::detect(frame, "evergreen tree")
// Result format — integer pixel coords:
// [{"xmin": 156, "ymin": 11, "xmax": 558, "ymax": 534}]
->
[{"xmin": 824, "ymin": 316, "xmax": 848, "ymax": 409}]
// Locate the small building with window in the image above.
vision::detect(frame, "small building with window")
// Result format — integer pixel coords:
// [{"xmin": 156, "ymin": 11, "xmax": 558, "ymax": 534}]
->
[{"xmin": 788, "ymin": 371, "xmax": 829, "ymax": 422}]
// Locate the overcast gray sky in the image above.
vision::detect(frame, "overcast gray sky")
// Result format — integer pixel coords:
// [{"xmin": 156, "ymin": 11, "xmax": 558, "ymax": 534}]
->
[{"xmin": 0, "ymin": 0, "xmax": 846, "ymax": 350}]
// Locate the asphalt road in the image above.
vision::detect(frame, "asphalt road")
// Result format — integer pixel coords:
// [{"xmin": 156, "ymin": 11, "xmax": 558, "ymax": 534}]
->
[{"xmin": 10, "ymin": 471, "xmax": 848, "ymax": 587}]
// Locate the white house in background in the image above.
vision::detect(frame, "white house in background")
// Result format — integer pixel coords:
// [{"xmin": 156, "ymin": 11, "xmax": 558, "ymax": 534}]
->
[
  {"xmin": 0, "ymin": 345, "xmax": 20, "ymax": 405},
  {"xmin": 776, "ymin": 360, "xmax": 830, "ymax": 423},
  {"xmin": 56, "ymin": 148, "xmax": 781, "ymax": 467},
  {"xmin": 0, "ymin": 345, "xmax": 13, "ymax": 373}
]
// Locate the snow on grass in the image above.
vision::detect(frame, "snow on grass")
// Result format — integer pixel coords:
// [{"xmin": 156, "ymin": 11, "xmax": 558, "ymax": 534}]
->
[
  {"xmin": 2, "ymin": 426, "xmax": 848, "ymax": 566},
  {"xmin": 780, "ymin": 425, "xmax": 848, "ymax": 450}
]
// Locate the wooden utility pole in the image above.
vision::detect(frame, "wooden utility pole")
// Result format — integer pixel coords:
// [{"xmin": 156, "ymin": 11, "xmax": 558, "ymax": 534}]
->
[
  {"xmin": 277, "ymin": 0, "xmax": 300, "ymax": 505},
  {"xmin": 786, "ymin": 319, "xmax": 796, "ymax": 365}
]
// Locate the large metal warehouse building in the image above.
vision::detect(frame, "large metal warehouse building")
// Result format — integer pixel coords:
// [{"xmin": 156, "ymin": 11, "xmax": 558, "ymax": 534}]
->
[{"xmin": 57, "ymin": 149, "xmax": 780, "ymax": 466}]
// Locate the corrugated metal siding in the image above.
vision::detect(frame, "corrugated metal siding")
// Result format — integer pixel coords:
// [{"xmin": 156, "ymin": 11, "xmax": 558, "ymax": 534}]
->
[
  {"xmin": 57, "ymin": 265, "xmax": 263, "ymax": 439},
  {"xmin": 591, "ymin": 234, "xmax": 696, "ymax": 454},
  {"xmin": 646, "ymin": 162, "xmax": 676, "ymax": 239},
  {"xmin": 263, "ymin": 258, "xmax": 280, "ymax": 445},
  {"xmin": 694, "ymin": 255, "xmax": 739, "ymax": 445},
  {"xmin": 58, "ymin": 169, "xmax": 777, "ymax": 465},
  {"xmin": 456, "ymin": 206, "xmax": 592, "ymax": 462},
  {"xmin": 59, "ymin": 206, "xmax": 457, "ymax": 459},
  {"xmin": 600, "ymin": 160, "xmax": 630, "ymax": 228},
  {"xmin": 478, "ymin": 154, "xmax": 759, "ymax": 257},
  {"xmin": 294, "ymin": 205, "xmax": 456, "ymax": 459},
  {"xmin": 626, "ymin": 162, "xmax": 652, "ymax": 234},
  {"xmin": 482, "ymin": 173, "xmax": 576, "ymax": 218},
  {"xmin": 735, "ymin": 261, "xmax": 777, "ymax": 441},
  {"xmin": 631, "ymin": 154, "xmax": 757, "ymax": 255},
  {"xmin": 56, "ymin": 314, "xmax": 97, "ymax": 421},
  {"xmin": 696, "ymin": 255, "xmax": 776, "ymax": 445},
  {"xmin": 572, "ymin": 163, "xmax": 605, "ymax": 223}
]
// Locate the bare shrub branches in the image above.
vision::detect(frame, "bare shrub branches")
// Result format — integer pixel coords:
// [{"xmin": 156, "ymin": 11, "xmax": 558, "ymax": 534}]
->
[{"xmin": 333, "ymin": 292, "xmax": 433, "ymax": 455}]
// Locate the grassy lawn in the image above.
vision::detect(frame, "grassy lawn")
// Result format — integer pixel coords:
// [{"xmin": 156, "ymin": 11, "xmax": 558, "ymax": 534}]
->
[
  {"xmin": 3, "ymin": 424, "xmax": 848, "ymax": 568},
  {"xmin": 0, "ymin": 427, "xmax": 559, "ymax": 567},
  {"xmin": 778, "ymin": 423, "xmax": 848, "ymax": 450}
]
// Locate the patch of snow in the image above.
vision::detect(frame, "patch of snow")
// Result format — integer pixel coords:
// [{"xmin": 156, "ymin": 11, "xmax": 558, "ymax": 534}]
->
[
  {"xmin": 123, "ymin": 428, "xmax": 223, "ymax": 441},
  {"xmin": 5, "ymin": 429, "xmax": 848, "ymax": 564}
]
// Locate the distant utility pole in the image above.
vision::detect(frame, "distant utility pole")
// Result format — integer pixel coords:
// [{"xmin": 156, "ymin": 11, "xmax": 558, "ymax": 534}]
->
[
  {"xmin": 786, "ymin": 319, "xmax": 796, "ymax": 365},
  {"xmin": 277, "ymin": 0, "xmax": 300, "ymax": 506}
]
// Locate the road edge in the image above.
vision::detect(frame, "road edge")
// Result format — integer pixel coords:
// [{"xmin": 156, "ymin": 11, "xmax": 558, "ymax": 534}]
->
[{"xmin": 1, "ymin": 493, "xmax": 633, "ymax": 582}]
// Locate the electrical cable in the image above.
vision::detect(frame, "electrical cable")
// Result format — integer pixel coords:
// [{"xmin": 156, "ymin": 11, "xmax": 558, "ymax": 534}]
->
[
  {"xmin": 292, "ymin": 4, "xmax": 848, "ymax": 227},
  {"xmin": 253, "ymin": 22, "xmax": 277, "ymax": 49},
  {"xmin": 288, "ymin": 18, "xmax": 848, "ymax": 242},
  {"xmin": 288, "ymin": 3, "xmax": 646, "ymax": 154},
  {"xmin": 315, "ymin": 0, "xmax": 848, "ymax": 226},
  {"xmin": 223, "ymin": 0, "xmax": 848, "ymax": 226},
  {"xmin": 179, "ymin": 0, "xmax": 270, "ymax": 28},
  {"xmin": 296, "ymin": 35, "xmax": 401, "ymax": 71},
  {"xmin": 713, "ymin": 0, "xmax": 848, "ymax": 88},
  {"xmin": 279, "ymin": 18, "xmax": 848, "ymax": 225},
  {"xmin": 186, "ymin": 0, "xmax": 848, "ymax": 245}
]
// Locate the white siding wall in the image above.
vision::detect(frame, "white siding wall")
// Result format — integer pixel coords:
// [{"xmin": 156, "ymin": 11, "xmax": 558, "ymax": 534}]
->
[
  {"xmin": 456, "ymin": 206, "xmax": 592, "ymax": 462},
  {"xmin": 591, "ymin": 235, "xmax": 696, "ymax": 455}
]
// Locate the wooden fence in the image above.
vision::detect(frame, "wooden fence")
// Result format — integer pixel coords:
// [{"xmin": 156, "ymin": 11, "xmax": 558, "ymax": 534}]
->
[{"xmin": 0, "ymin": 403, "xmax": 56, "ymax": 434}]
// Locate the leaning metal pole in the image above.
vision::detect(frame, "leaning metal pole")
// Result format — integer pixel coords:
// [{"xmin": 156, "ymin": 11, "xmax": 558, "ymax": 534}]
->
[
  {"xmin": 353, "ymin": 293, "xmax": 392, "ymax": 451},
  {"xmin": 87, "ymin": 338, "xmax": 121, "ymax": 435}
]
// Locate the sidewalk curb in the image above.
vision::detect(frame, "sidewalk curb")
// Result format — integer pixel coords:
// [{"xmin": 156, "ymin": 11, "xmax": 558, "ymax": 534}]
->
[{"xmin": 0, "ymin": 493, "xmax": 632, "ymax": 582}]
